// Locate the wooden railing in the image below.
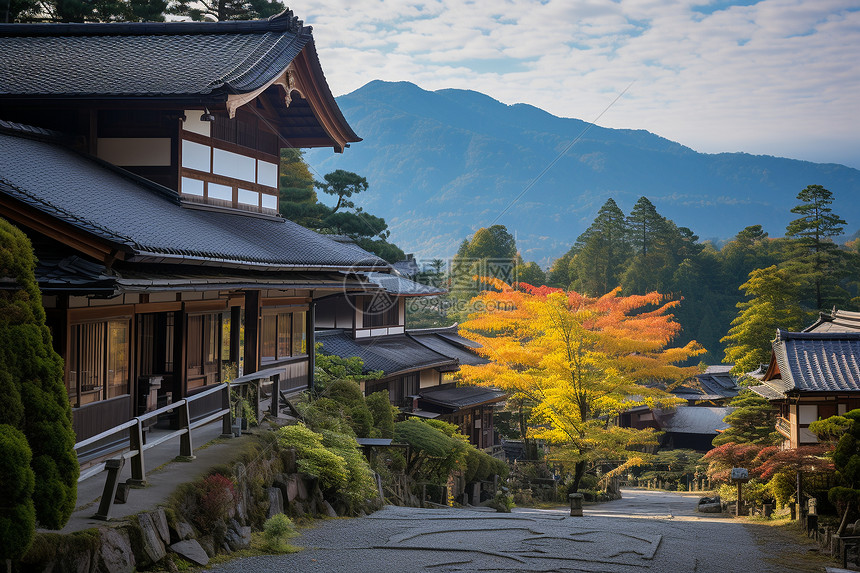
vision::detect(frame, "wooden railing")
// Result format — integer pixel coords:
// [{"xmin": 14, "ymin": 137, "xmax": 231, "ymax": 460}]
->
[
  {"xmin": 776, "ymin": 416, "xmax": 792, "ymax": 438},
  {"xmin": 73, "ymin": 367, "xmax": 292, "ymax": 520}
]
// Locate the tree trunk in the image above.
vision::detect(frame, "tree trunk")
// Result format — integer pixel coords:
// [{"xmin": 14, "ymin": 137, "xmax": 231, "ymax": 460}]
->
[
  {"xmin": 571, "ymin": 460, "xmax": 587, "ymax": 493},
  {"xmin": 838, "ymin": 501, "xmax": 853, "ymax": 537}
]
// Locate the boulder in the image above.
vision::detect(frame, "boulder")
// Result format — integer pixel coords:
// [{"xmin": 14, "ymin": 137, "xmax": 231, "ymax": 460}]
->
[
  {"xmin": 169, "ymin": 519, "xmax": 195, "ymax": 543},
  {"xmin": 169, "ymin": 539, "xmax": 209, "ymax": 566},
  {"xmin": 136, "ymin": 513, "xmax": 167, "ymax": 565},
  {"xmin": 224, "ymin": 520, "xmax": 252, "ymax": 552},
  {"xmin": 152, "ymin": 509, "xmax": 170, "ymax": 544},
  {"xmin": 285, "ymin": 475, "xmax": 299, "ymax": 502},
  {"xmin": 321, "ymin": 500, "xmax": 338, "ymax": 518},
  {"xmin": 267, "ymin": 486, "xmax": 285, "ymax": 518},
  {"xmin": 698, "ymin": 502, "xmax": 723, "ymax": 513},
  {"xmin": 296, "ymin": 475, "xmax": 309, "ymax": 500},
  {"xmin": 197, "ymin": 535, "xmax": 216, "ymax": 558},
  {"xmin": 95, "ymin": 528, "xmax": 136, "ymax": 573}
]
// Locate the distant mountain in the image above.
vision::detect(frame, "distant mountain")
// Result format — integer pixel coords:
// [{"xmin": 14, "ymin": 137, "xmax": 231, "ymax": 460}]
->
[{"xmin": 305, "ymin": 80, "xmax": 860, "ymax": 265}]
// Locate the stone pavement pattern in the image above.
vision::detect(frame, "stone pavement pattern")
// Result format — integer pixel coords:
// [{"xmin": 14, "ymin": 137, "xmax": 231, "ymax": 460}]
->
[{"xmin": 211, "ymin": 488, "xmax": 806, "ymax": 573}]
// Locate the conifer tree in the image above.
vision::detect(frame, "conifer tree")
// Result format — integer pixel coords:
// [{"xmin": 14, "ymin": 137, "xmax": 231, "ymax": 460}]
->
[
  {"xmin": 721, "ymin": 266, "xmax": 806, "ymax": 375},
  {"xmin": 0, "ymin": 218, "xmax": 78, "ymax": 530},
  {"xmin": 569, "ymin": 198, "xmax": 630, "ymax": 296},
  {"xmin": 784, "ymin": 184, "xmax": 847, "ymax": 310}
]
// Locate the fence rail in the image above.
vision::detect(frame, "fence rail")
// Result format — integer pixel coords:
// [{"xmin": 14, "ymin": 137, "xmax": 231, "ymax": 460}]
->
[{"xmin": 73, "ymin": 368, "xmax": 289, "ymax": 520}]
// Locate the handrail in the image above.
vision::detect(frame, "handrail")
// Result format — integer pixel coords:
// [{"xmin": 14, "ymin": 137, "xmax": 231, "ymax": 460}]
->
[
  {"xmin": 74, "ymin": 419, "xmax": 138, "ymax": 451},
  {"xmin": 74, "ymin": 367, "xmax": 288, "ymax": 520}
]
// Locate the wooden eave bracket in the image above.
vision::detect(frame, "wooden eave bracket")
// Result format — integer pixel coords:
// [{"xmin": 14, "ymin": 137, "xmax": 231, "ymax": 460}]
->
[{"xmin": 225, "ymin": 50, "xmax": 351, "ymax": 152}]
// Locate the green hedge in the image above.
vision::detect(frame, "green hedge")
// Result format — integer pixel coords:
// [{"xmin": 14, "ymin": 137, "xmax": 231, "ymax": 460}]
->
[{"xmin": 0, "ymin": 218, "xmax": 78, "ymax": 529}]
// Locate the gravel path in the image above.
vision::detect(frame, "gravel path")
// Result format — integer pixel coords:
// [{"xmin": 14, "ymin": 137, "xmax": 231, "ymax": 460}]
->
[{"xmin": 211, "ymin": 488, "xmax": 828, "ymax": 573}]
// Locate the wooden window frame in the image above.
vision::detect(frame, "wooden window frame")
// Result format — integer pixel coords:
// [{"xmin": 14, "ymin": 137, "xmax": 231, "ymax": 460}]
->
[
  {"xmin": 259, "ymin": 306, "xmax": 309, "ymax": 365},
  {"xmin": 68, "ymin": 316, "xmax": 132, "ymax": 408}
]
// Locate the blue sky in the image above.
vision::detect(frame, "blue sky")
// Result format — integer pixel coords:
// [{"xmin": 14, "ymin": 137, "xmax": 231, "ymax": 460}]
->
[{"xmin": 299, "ymin": 0, "xmax": 860, "ymax": 169}]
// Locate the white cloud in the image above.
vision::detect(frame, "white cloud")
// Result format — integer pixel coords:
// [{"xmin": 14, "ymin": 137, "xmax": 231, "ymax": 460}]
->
[{"xmin": 303, "ymin": 0, "xmax": 860, "ymax": 168}]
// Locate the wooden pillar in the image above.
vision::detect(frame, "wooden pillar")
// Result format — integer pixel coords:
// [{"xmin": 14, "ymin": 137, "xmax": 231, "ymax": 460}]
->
[
  {"xmin": 229, "ymin": 305, "xmax": 241, "ymax": 365},
  {"xmin": 244, "ymin": 290, "xmax": 260, "ymax": 374},
  {"xmin": 307, "ymin": 301, "xmax": 315, "ymax": 391}
]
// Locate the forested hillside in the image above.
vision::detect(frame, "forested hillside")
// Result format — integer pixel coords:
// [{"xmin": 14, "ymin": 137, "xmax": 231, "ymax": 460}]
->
[
  {"xmin": 306, "ymin": 81, "xmax": 860, "ymax": 264},
  {"xmin": 544, "ymin": 188, "xmax": 859, "ymax": 363}
]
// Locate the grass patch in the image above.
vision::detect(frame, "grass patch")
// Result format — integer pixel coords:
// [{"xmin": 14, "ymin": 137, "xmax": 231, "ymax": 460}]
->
[{"xmin": 741, "ymin": 516, "xmax": 837, "ymax": 572}]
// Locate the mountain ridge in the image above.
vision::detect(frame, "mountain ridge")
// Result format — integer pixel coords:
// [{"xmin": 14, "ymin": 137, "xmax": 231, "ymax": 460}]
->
[{"xmin": 306, "ymin": 80, "xmax": 860, "ymax": 265}]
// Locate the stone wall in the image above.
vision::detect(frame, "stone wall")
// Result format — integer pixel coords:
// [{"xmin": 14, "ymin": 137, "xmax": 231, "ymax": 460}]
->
[{"xmin": 20, "ymin": 444, "xmax": 377, "ymax": 572}]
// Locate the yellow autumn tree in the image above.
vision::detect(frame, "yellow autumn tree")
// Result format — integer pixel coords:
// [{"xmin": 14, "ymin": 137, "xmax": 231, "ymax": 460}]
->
[{"xmin": 459, "ymin": 280, "xmax": 704, "ymax": 491}]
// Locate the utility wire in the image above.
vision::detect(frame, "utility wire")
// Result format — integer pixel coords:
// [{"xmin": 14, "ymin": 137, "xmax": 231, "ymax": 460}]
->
[{"xmin": 489, "ymin": 80, "xmax": 636, "ymax": 226}]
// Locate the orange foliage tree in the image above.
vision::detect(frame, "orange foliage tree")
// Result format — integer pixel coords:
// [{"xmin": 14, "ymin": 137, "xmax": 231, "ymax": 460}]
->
[{"xmin": 459, "ymin": 280, "xmax": 704, "ymax": 491}]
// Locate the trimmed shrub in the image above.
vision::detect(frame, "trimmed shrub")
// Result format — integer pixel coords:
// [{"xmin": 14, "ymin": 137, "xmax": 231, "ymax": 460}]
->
[
  {"xmin": 0, "ymin": 424, "xmax": 35, "ymax": 562},
  {"xmin": 0, "ymin": 218, "xmax": 78, "ymax": 529},
  {"xmin": 366, "ymin": 391, "xmax": 395, "ymax": 438},
  {"xmin": 262, "ymin": 514, "xmax": 299, "ymax": 553}
]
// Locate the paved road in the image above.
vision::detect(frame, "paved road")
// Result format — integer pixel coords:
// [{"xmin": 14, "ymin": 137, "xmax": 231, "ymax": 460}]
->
[{"xmin": 211, "ymin": 488, "xmax": 826, "ymax": 573}]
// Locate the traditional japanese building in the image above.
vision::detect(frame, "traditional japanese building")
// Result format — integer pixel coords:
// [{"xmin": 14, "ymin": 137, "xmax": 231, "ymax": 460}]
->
[
  {"xmin": 750, "ymin": 330, "xmax": 860, "ymax": 449},
  {"xmin": 315, "ymin": 273, "xmax": 504, "ymax": 449},
  {"xmin": 0, "ymin": 12, "xmax": 387, "ymax": 445}
]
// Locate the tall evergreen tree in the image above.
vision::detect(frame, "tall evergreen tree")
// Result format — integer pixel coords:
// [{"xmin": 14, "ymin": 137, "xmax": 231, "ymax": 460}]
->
[
  {"xmin": 626, "ymin": 197, "xmax": 665, "ymax": 257},
  {"xmin": 784, "ymin": 184, "xmax": 847, "ymax": 310},
  {"xmin": 278, "ymin": 148, "xmax": 331, "ymax": 229},
  {"xmin": 721, "ymin": 265, "xmax": 807, "ymax": 375},
  {"xmin": 6, "ymin": 0, "xmax": 167, "ymax": 21},
  {"xmin": 168, "ymin": 0, "xmax": 283, "ymax": 21},
  {"xmin": 569, "ymin": 198, "xmax": 630, "ymax": 296}
]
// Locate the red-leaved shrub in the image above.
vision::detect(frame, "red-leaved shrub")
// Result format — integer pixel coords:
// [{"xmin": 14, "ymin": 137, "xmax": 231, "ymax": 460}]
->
[{"xmin": 193, "ymin": 473, "xmax": 236, "ymax": 528}]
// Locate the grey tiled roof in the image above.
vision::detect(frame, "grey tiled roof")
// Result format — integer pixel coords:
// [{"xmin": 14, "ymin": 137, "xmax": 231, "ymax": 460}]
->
[
  {"xmin": 0, "ymin": 132, "xmax": 386, "ymax": 270},
  {"xmin": 671, "ymin": 366, "xmax": 738, "ymax": 401},
  {"xmin": 364, "ymin": 272, "xmax": 446, "ymax": 296},
  {"xmin": 408, "ymin": 330, "xmax": 489, "ymax": 366},
  {"xmin": 316, "ymin": 330, "xmax": 456, "ymax": 377},
  {"xmin": 804, "ymin": 309, "xmax": 860, "ymax": 333},
  {"xmin": 0, "ymin": 11, "xmax": 310, "ymax": 97},
  {"xmin": 771, "ymin": 330, "xmax": 860, "ymax": 393},
  {"xmin": 419, "ymin": 386, "xmax": 506, "ymax": 410},
  {"xmin": 748, "ymin": 384, "xmax": 784, "ymax": 400},
  {"xmin": 658, "ymin": 406, "xmax": 734, "ymax": 436}
]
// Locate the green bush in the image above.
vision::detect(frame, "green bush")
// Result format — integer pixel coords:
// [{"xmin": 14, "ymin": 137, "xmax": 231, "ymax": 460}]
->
[
  {"xmin": 320, "ymin": 430, "xmax": 378, "ymax": 511},
  {"xmin": 0, "ymin": 424, "xmax": 35, "ymax": 561},
  {"xmin": 262, "ymin": 514, "xmax": 299, "ymax": 553},
  {"xmin": 0, "ymin": 218, "xmax": 78, "ymax": 529},
  {"xmin": 488, "ymin": 491, "xmax": 515, "ymax": 513},
  {"xmin": 366, "ymin": 390, "xmax": 395, "ymax": 438}
]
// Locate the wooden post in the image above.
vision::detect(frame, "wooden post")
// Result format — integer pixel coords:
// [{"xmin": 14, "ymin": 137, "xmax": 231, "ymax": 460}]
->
[
  {"xmin": 221, "ymin": 382, "xmax": 233, "ymax": 438},
  {"xmin": 796, "ymin": 470, "xmax": 803, "ymax": 522},
  {"xmin": 270, "ymin": 373, "xmax": 280, "ymax": 417},
  {"xmin": 736, "ymin": 481, "xmax": 742, "ymax": 517},
  {"xmin": 128, "ymin": 421, "xmax": 146, "ymax": 485},
  {"xmin": 93, "ymin": 458, "xmax": 125, "ymax": 520},
  {"xmin": 177, "ymin": 400, "xmax": 195, "ymax": 461}
]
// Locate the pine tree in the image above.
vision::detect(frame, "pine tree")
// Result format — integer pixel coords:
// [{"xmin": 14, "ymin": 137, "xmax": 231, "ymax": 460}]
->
[
  {"xmin": 168, "ymin": 0, "xmax": 283, "ymax": 21},
  {"xmin": 6, "ymin": 0, "xmax": 167, "ymax": 22},
  {"xmin": 569, "ymin": 198, "xmax": 630, "ymax": 296},
  {"xmin": 784, "ymin": 184, "xmax": 847, "ymax": 310},
  {"xmin": 626, "ymin": 197, "xmax": 665, "ymax": 257},
  {"xmin": 721, "ymin": 266, "xmax": 807, "ymax": 375}
]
